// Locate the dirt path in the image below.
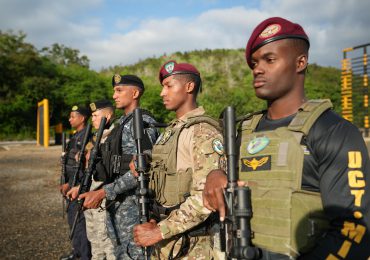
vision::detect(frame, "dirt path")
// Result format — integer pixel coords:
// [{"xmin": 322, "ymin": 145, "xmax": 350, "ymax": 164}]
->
[{"xmin": 0, "ymin": 144, "xmax": 70, "ymax": 259}]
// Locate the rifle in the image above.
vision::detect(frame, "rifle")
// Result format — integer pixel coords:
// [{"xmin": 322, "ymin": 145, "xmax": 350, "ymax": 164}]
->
[
  {"xmin": 69, "ymin": 117, "xmax": 106, "ymax": 240},
  {"xmin": 133, "ymin": 108, "xmax": 151, "ymax": 259},
  {"xmin": 221, "ymin": 106, "xmax": 260, "ymax": 259},
  {"xmin": 66, "ymin": 124, "xmax": 92, "ymax": 211},
  {"xmin": 61, "ymin": 132, "xmax": 67, "ymax": 186},
  {"xmin": 61, "ymin": 132, "xmax": 67, "ymax": 218}
]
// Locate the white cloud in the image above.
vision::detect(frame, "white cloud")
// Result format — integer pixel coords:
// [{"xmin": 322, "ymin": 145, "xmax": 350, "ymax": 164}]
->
[
  {"xmin": 115, "ymin": 18, "xmax": 136, "ymax": 31},
  {"xmin": 0, "ymin": 0, "xmax": 103, "ymax": 51},
  {"xmin": 1, "ymin": 0, "xmax": 369, "ymax": 70}
]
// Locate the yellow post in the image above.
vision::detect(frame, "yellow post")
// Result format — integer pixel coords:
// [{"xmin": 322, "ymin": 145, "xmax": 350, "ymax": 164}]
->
[{"xmin": 37, "ymin": 99, "xmax": 49, "ymax": 147}]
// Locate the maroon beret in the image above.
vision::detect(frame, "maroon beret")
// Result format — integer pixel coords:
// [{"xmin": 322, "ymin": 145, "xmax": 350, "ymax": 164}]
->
[
  {"xmin": 159, "ymin": 60, "xmax": 200, "ymax": 84},
  {"xmin": 245, "ymin": 17, "xmax": 309, "ymax": 68}
]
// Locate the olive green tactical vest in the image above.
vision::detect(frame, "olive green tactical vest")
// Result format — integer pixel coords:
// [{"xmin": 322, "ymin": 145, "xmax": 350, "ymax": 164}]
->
[
  {"xmin": 239, "ymin": 99, "xmax": 332, "ymax": 257},
  {"xmin": 149, "ymin": 115, "xmax": 221, "ymax": 207}
]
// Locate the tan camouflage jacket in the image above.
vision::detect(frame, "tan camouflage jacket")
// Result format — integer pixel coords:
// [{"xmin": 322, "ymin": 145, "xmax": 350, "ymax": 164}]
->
[{"xmin": 158, "ymin": 106, "xmax": 225, "ymax": 239}]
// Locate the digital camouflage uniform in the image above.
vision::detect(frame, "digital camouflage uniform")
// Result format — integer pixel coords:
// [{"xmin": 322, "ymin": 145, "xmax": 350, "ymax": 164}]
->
[
  {"xmin": 103, "ymin": 112, "xmax": 158, "ymax": 260},
  {"xmin": 84, "ymin": 126, "xmax": 115, "ymax": 260},
  {"xmin": 151, "ymin": 107, "xmax": 225, "ymax": 260}
]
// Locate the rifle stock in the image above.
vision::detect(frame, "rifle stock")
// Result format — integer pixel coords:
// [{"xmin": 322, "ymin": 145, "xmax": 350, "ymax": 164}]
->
[
  {"xmin": 70, "ymin": 118, "xmax": 106, "ymax": 240},
  {"xmin": 61, "ymin": 132, "xmax": 67, "ymax": 186},
  {"xmin": 66, "ymin": 124, "xmax": 92, "ymax": 212},
  {"xmin": 222, "ymin": 106, "xmax": 260, "ymax": 260},
  {"xmin": 70, "ymin": 124, "xmax": 92, "ymax": 187},
  {"xmin": 133, "ymin": 108, "xmax": 151, "ymax": 259},
  {"xmin": 61, "ymin": 132, "xmax": 67, "ymax": 218}
]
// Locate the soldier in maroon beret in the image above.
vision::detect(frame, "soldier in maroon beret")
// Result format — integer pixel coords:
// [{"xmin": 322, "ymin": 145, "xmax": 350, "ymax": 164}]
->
[
  {"xmin": 134, "ymin": 60, "xmax": 225, "ymax": 259},
  {"xmin": 203, "ymin": 17, "xmax": 370, "ymax": 260}
]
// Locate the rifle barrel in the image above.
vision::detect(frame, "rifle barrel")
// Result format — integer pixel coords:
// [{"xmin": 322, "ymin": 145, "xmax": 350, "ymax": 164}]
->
[
  {"xmin": 133, "ymin": 108, "xmax": 151, "ymax": 259},
  {"xmin": 69, "ymin": 118, "xmax": 106, "ymax": 240}
]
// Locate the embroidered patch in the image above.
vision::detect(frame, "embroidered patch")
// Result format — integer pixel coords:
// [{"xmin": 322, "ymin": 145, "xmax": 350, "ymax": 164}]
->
[
  {"xmin": 302, "ymin": 145, "xmax": 310, "ymax": 155},
  {"xmin": 90, "ymin": 102, "xmax": 96, "ymax": 112},
  {"xmin": 241, "ymin": 155, "xmax": 271, "ymax": 172},
  {"xmin": 259, "ymin": 24, "xmax": 281, "ymax": 39},
  {"xmin": 159, "ymin": 129, "xmax": 172, "ymax": 144},
  {"xmin": 114, "ymin": 74, "xmax": 121, "ymax": 84},
  {"xmin": 72, "ymin": 105, "xmax": 78, "ymax": 111},
  {"xmin": 247, "ymin": 136, "xmax": 270, "ymax": 154},
  {"xmin": 164, "ymin": 61, "xmax": 175, "ymax": 73},
  {"xmin": 212, "ymin": 138, "xmax": 224, "ymax": 155}
]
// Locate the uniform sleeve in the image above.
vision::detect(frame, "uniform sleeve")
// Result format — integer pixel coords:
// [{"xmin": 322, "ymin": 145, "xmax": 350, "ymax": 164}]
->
[
  {"xmin": 104, "ymin": 115, "xmax": 159, "ymax": 201},
  {"xmin": 103, "ymin": 170, "xmax": 138, "ymax": 200},
  {"xmin": 302, "ymin": 117, "xmax": 370, "ymax": 259},
  {"xmin": 158, "ymin": 123, "xmax": 224, "ymax": 239},
  {"xmin": 142, "ymin": 114, "xmax": 160, "ymax": 156},
  {"xmin": 103, "ymin": 119, "xmax": 138, "ymax": 200}
]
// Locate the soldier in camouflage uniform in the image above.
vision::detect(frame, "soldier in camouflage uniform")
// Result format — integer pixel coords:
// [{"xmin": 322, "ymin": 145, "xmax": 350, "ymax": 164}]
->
[
  {"xmin": 79, "ymin": 75, "xmax": 159, "ymax": 260},
  {"xmin": 67, "ymin": 99, "xmax": 116, "ymax": 259},
  {"xmin": 133, "ymin": 60, "xmax": 225, "ymax": 259}
]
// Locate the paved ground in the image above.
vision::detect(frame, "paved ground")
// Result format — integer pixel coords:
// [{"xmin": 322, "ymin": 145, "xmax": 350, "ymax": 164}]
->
[
  {"xmin": 0, "ymin": 139, "xmax": 369, "ymax": 260},
  {"xmin": 0, "ymin": 144, "xmax": 70, "ymax": 259}
]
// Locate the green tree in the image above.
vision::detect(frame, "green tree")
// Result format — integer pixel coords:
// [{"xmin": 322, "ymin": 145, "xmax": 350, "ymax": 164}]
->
[{"xmin": 40, "ymin": 43, "xmax": 90, "ymax": 68}]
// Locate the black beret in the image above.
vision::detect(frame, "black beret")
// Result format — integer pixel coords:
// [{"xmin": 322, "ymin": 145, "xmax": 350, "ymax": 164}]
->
[
  {"xmin": 111, "ymin": 74, "xmax": 144, "ymax": 90},
  {"xmin": 90, "ymin": 99, "xmax": 114, "ymax": 112},
  {"xmin": 71, "ymin": 105, "xmax": 90, "ymax": 118}
]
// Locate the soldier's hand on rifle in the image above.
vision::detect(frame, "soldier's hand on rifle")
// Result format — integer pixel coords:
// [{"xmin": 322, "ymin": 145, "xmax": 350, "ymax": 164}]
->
[
  {"xmin": 60, "ymin": 183, "xmax": 70, "ymax": 197},
  {"xmin": 129, "ymin": 156, "xmax": 139, "ymax": 177},
  {"xmin": 85, "ymin": 149, "xmax": 91, "ymax": 163},
  {"xmin": 203, "ymin": 170, "xmax": 246, "ymax": 221},
  {"xmin": 78, "ymin": 189, "xmax": 105, "ymax": 209},
  {"xmin": 133, "ymin": 219, "xmax": 162, "ymax": 247},
  {"xmin": 203, "ymin": 169, "xmax": 228, "ymax": 221},
  {"xmin": 66, "ymin": 185, "xmax": 80, "ymax": 200}
]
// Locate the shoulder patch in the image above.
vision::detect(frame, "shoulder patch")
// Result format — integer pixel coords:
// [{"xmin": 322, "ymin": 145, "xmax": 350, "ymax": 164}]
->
[
  {"xmin": 212, "ymin": 138, "xmax": 224, "ymax": 155},
  {"xmin": 159, "ymin": 129, "xmax": 172, "ymax": 144}
]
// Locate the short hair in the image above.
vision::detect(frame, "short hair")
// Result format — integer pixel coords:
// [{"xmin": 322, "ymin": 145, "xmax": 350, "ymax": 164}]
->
[
  {"xmin": 101, "ymin": 106, "xmax": 115, "ymax": 117},
  {"xmin": 173, "ymin": 73, "xmax": 202, "ymax": 96},
  {"xmin": 288, "ymin": 38, "xmax": 309, "ymax": 56}
]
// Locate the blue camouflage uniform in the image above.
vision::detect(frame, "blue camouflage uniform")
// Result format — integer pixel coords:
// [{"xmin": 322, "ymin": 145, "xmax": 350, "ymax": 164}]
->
[{"xmin": 103, "ymin": 112, "xmax": 158, "ymax": 259}]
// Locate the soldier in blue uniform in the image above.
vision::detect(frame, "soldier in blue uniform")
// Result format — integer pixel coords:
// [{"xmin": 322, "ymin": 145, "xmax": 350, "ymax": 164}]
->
[
  {"xmin": 78, "ymin": 75, "xmax": 159, "ymax": 259},
  {"xmin": 60, "ymin": 105, "xmax": 92, "ymax": 260}
]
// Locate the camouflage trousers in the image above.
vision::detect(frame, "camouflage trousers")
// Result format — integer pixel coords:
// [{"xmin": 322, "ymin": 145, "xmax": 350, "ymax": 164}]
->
[
  {"xmin": 85, "ymin": 180, "xmax": 115, "ymax": 260},
  {"xmin": 106, "ymin": 194, "xmax": 144, "ymax": 260},
  {"xmin": 153, "ymin": 235, "xmax": 212, "ymax": 260}
]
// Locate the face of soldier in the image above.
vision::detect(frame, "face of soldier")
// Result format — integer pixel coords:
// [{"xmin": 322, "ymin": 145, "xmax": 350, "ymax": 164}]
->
[
  {"xmin": 250, "ymin": 39, "xmax": 298, "ymax": 101},
  {"xmin": 91, "ymin": 109, "xmax": 105, "ymax": 130},
  {"xmin": 69, "ymin": 111, "xmax": 85, "ymax": 129},
  {"xmin": 113, "ymin": 85, "xmax": 136, "ymax": 109},
  {"xmin": 160, "ymin": 75, "xmax": 189, "ymax": 111}
]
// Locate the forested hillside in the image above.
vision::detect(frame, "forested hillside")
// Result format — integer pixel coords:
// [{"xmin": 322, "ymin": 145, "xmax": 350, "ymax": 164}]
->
[{"xmin": 0, "ymin": 31, "xmax": 341, "ymax": 140}]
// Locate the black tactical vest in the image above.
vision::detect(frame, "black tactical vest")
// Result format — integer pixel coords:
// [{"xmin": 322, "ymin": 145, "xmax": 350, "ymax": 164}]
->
[
  {"xmin": 65, "ymin": 127, "xmax": 88, "ymax": 186},
  {"xmin": 100, "ymin": 111, "xmax": 155, "ymax": 183}
]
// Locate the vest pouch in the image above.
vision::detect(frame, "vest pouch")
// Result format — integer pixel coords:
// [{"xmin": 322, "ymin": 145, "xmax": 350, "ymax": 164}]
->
[
  {"xmin": 150, "ymin": 160, "xmax": 167, "ymax": 204},
  {"xmin": 291, "ymin": 190, "xmax": 329, "ymax": 256},
  {"xmin": 162, "ymin": 167, "xmax": 193, "ymax": 206}
]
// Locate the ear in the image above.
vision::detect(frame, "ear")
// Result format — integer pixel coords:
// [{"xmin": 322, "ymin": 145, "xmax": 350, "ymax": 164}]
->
[
  {"xmin": 185, "ymin": 81, "xmax": 195, "ymax": 93},
  {"xmin": 106, "ymin": 113, "xmax": 112, "ymax": 122},
  {"xmin": 296, "ymin": 54, "xmax": 308, "ymax": 73},
  {"xmin": 132, "ymin": 88, "xmax": 140, "ymax": 99}
]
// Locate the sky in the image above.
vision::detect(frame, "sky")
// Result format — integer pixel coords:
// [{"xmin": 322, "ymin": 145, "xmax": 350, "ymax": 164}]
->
[{"xmin": 1, "ymin": 0, "xmax": 369, "ymax": 71}]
